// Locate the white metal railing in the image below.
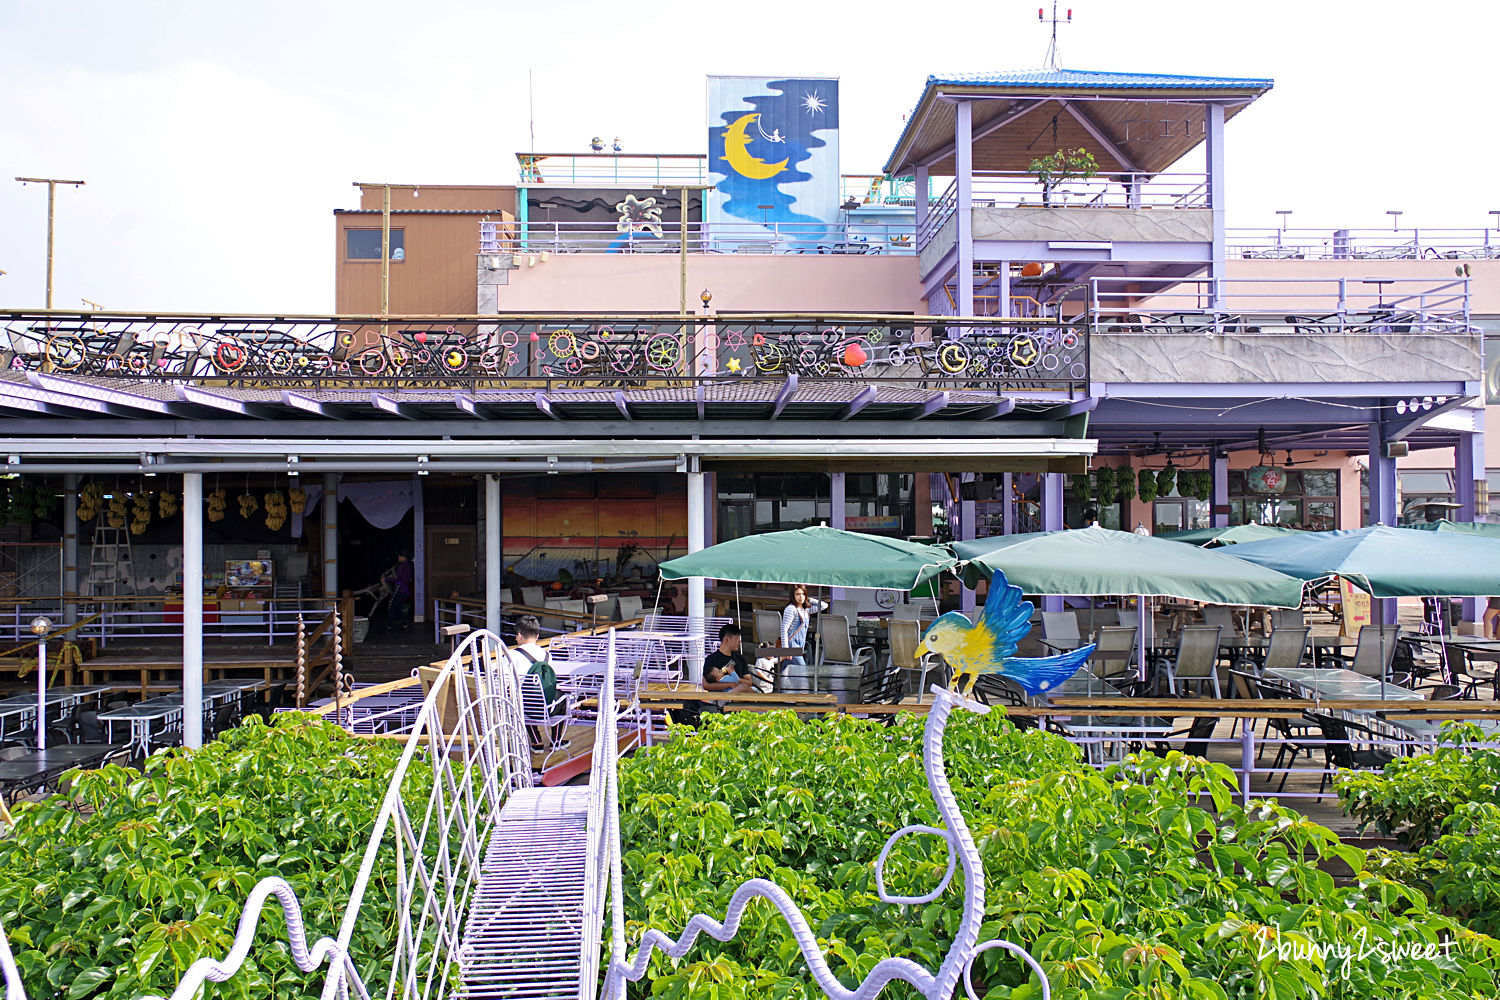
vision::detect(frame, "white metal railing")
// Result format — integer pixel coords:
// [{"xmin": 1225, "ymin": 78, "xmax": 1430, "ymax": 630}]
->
[
  {"xmin": 1229, "ymin": 227, "xmax": 1500, "ymax": 261},
  {"xmin": 0, "ymin": 598, "xmax": 340, "ymax": 649},
  {"xmin": 479, "ymin": 220, "xmax": 914, "ymax": 256},
  {"xmin": 971, "ymin": 171, "xmax": 1210, "ymax": 211},
  {"xmin": 0, "ymin": 627, "xmax": 529, "ymax": 1000},
  {"xmin": 916, "ymin": 179, "xmax": 959, "ymax": 250},
  {"xmin": 1090, "ymin": 275, "xmax": 1473, "ymax": 336},
  {"xmin": 516, "ymin": 153, "xmax": 709, "ymax": 187}
]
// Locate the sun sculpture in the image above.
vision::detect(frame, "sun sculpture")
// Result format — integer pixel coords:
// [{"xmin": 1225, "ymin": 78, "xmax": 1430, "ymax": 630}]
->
[{"xmin": 614, "ymin": 193, "xmax": 663, "ymax": 238}]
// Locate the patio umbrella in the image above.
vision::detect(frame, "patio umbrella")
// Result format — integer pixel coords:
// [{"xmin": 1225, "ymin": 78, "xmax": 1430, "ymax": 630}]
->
[
  {"xmin": 1406, "ymin": 519, "xmax": 1500, "ymax": 540},
  {"xmin": 954, "ymin": 525, "xmax": 1306, "ymax": 608},
  {"xmin": 1227, "ymin": 525, "xmax": 1500, "ymax": 599},
  {"xmin": 1158, "ymin": 523, "xmax": 1302, "ymax": 546},
  {"xmin": 659, "ymin": 525, "xmax": 958, "ymax": 591}
]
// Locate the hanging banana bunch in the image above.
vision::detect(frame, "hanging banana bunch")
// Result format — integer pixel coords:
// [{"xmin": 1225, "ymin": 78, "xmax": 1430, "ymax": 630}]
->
[
  {"xmin": 106, "ymin": 494, "xmax": 127, "ymax": 529},
  {"xmin": 207, "ymin": 487, "xmax": 228, "ymax": 522},
  {"xmin": 77, "ymin": 482, "xmax": 105, "ymax": 522},
  {"xmin": 288, "ymin": 487, "xmax": 308, "ymax": 515},
  {"xmin": 237, "ymin": 491, "xmax": 259, "ymax": 518},
  {"xmin": 158, "ymin": 490, "xmax": 179, "ymax": 518},
  {"xmin": 130, "ymin": 491, "xmax": 152, "ymax": 535},
  {"xmin": 264, "ymin": 490, "xmax": 288, "ymax": 531}
]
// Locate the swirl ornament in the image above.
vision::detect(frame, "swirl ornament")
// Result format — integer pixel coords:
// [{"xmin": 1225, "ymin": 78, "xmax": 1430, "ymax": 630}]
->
[{"xmin": 601, "ymin": 686, "xmax": 1051, "ymax": 1000}]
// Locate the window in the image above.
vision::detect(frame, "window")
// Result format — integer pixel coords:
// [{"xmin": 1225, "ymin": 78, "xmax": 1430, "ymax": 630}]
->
[
  {"xmin": 346, "ymin": 228, "xmax": 405, "ymax": 261},
  {"xmin": 1231, "ymin": 465, "xmax": 1339, "ymax": 529}
]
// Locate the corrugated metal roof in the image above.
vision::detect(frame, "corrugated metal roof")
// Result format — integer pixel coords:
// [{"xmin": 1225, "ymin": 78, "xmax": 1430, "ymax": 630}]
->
[{"xmin": 925, "ymin": 67, "xmax": 1274, "ymax": 90}]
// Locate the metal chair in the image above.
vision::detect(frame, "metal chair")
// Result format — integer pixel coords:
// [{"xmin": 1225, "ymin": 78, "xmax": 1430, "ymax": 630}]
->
[
  {"xmin": 1441, "ymin": 642, "xmax": 1499, "ymax": 699},
  {"xmin": 1041, "ymin": 611, "xmax": 1084, "ymax": 651},
  {"xmin": 1089, "ymin": 626, "xmax": 1137, "ymax": 680},
  {"xmin": 815, "ymin": 614, "xmax": 875, "ymax": 695},
  {"xmin": 1254, "ymin": 676, "xmax": 1318, "ymax": 785},
  {"xmin": 753, "ymin": 609, "xmax": 782, "ymax": 647},
  {"xmin": 892, "ymin": 604, "xmax": 924, "ymax": 622},
  {"xmin": 829, "ymin": 599, "xmax": 861, "ymax": 623},
  {"xmin": 1162, "ymin": 626, "xmax": 1223, "ymax": 698},
  {"xmin": 519, "ymin": 586, "xmax": 545, "ymax": 608},
  {"xmin": 1270, "ymin": 609, "xmax": 1305, "ymax": 631},
  {"xmin": 889, "ymin": 618, "xmax": 940, "ymax": 700},
  {"xmin": 1337, "ymin": 625, "xmax": 1403, "ymax": 679},
  {"xmin": 519, "ymin": 672, "xmax": 575, "ymax": 755},
  {"xmin": 1151, "ymin": 715, "xmax": 1219, "ymax": 758},
  {"xmin": 1309, "ymin": 714, "xmax": 1395, "ymax": 799},
  {"xmin": 1201, "ymin": 606, "xmax": 1237, "ymax": 634},
  {"xmin": 1261, "ymin": 626, "xmax": 1312, "ymax": 672},
  {"xmin": 1424, "ymin": 683, "xmax": 1462, "ymax": 701}
]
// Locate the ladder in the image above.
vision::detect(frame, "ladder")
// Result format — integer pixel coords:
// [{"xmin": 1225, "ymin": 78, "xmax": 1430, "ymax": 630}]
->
[{"xmin": 88, "ymin": 523, "xmax": 135, "ymax": 596}]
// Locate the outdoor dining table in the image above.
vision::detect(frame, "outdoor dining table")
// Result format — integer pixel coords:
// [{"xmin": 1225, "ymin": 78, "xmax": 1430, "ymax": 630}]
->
[
  {"xmin": 0, "ymin": 685, "xmax": 114, "ymax": 744},
  {"xmin": 1042, "ymin": 673, "xmax": 1175, "ymax": 765},
  {"xmin": 0, "ymin": 744, "xmax": 128, "ymax": 803},
  {"xmin": 1265, "ymin": 666, "xmax": 1433, "ymax": 749},
  {"xmin": 98, "ymin": 697, "xmax": 183, "ymax": 757}
]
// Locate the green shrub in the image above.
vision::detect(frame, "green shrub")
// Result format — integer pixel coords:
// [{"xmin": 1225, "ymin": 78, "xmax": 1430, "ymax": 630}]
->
[
  {"xmin": 1337, "ymin": 723, "xmax": 1500, "ymax": 847},
  {"xmin": 617, "ymin": 710, "xmax": 1500, "ymax": 999},
  {"xmin": 0, "ymin": 714, "xmax": 418, "ymax": 1000}
]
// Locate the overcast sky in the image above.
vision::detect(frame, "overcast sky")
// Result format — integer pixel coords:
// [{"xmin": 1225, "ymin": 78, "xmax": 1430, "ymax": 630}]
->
[{"xmin": 3, "ymin": 0, "xmax": 1497, "ymax": 313}]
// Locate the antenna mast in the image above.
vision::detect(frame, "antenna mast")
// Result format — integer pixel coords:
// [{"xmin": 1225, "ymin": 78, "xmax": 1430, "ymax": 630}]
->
[{"xmin": 1039, "ymin": 2, "xmax": 1073, "ymax": 69}]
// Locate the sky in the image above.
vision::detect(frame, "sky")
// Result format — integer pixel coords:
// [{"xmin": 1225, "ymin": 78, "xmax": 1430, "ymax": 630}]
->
[{"xmin": 2, "ymin": 0, "xmax": 1497, "ymax": 314}]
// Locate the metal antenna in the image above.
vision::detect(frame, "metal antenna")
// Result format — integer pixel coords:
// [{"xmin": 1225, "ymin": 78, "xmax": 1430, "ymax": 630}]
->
[{"xmin": 1039, "ymin": 1, "xmax": 1073, "ymax": 69}]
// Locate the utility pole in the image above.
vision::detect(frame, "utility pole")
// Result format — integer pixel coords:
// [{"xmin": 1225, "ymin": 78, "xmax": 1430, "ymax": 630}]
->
[
  {"xmin": 15, "ymin": 177, "xmax": 86, "ymax": 308},
  {"xmin": 352, "ymin": 181, "xmax": 421, "ymax": 318}
]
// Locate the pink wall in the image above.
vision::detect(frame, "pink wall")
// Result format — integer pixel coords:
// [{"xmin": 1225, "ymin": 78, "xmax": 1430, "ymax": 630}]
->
[
  {"xmin": 1227, "ymin": 259, "xmax": 1500, "ymax": 314},
  {"xmin": 493, "ymin": 254, "xmax": 926, "ymax": 314}
]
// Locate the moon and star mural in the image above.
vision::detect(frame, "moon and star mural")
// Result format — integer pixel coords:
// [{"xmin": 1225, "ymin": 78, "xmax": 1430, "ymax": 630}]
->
[{"xmin": 706, "ymin": 76, "xmax": 840, "ymax": 247}]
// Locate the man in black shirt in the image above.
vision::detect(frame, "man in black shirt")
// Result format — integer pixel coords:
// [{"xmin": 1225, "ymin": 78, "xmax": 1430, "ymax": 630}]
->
[{"xmin": 703, "ymin": 623, "xmax": 756, "ymax": 693}]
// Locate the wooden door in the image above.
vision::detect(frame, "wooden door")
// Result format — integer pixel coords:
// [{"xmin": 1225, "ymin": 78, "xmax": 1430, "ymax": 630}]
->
[{"xmin": 426, "ymin": 526, "xmax": 478, "ymax": 599}]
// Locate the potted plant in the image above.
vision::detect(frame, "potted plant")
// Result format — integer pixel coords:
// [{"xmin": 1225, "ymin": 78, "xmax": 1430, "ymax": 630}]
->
[{"xmin": 1027, "ymin": 146, "xmax": 1098, "ymax": 207}]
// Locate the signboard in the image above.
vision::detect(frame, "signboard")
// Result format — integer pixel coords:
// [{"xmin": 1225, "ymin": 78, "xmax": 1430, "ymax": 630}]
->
[
  {"xmin": 706, "ymin": 76, "xmax": 839, "ymax": 246},
  {"xmin": 1338, "ymin": 577, "xmax": 1371, "ymax": 638},
  {"xmin": 226, "ymin": 559, "xmax": 273, "ymax": 589},
  {"xmin": 845, "ymin": 514, "xmax": 902, "ymax": 532},
  {"xmin": 1247, "ymin": 466, "xmax": 1288, "ymax": 494}
]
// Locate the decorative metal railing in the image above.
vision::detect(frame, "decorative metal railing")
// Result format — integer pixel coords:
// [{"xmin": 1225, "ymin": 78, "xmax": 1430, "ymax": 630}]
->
[
  {"xmin": 0, "ymin": 312, "xmax": 1091, "ymax": 393},
  {"xmin": 971, "ymin": 170, "xmax": 1210, "ymax": 211}
]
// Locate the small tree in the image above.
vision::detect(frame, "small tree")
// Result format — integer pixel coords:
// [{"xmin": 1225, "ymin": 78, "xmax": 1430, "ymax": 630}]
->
[{"xmin": 1027, "ymin": 147, "xmax": 1098, "ymax": 207}]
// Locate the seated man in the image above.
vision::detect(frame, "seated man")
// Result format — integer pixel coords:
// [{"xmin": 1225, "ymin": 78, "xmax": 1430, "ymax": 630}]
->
[
  {"xmin": 702, "ymin": 623, "xmax": 757, "ymax": 694},
  {"xmin": 507, "ymin": 614, "xmax": 566, "ymax": 746}
]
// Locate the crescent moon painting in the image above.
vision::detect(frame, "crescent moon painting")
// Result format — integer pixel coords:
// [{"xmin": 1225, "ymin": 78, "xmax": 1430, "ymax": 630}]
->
[{"xmin": 721, "ymin": 113, "xmax": 789, "ymax": 180}]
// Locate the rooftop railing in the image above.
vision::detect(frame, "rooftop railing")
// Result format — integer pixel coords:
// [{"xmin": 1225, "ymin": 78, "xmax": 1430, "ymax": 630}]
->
[
  {"xmin": 479, "ymin": 219, "xmax": 915, "ymax": 255},
  {"xmin": 1228, "ymin": 227, "xmax": 1500, "ymax": 261},
  {"xmin": 1089, "ymin": 275, "xmax": 1473, "ymax": 336},
  {"xmin": 516, "ymin": 152, "xmax": 709, "ymax": 187}
]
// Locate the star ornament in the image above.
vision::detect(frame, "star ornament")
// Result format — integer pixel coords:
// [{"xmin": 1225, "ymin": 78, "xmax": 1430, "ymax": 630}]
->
[
  {"xmin": 726, "ymin": 357, "xmax": 743, "ymax": 373},
  {"xmin": 801, "ymin": 91, "xmax": 826, "ymax": 116}
]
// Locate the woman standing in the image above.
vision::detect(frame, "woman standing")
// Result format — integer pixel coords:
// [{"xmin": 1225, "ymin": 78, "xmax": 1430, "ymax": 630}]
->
[{"xmin": 780, "ymin": 584, "xmax": 827, "ymax": 667}]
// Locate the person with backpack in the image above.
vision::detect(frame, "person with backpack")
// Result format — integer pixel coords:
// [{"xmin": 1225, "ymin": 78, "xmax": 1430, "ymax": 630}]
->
[{"xmin": 507, "ymin": 615, "xmax": 567, "ymax": 747}]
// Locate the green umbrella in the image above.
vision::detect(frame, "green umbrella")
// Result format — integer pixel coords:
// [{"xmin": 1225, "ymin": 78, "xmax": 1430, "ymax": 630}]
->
[
  {"xmin": 953, "ymin": 525, "xmax": 1305, "ymax": 607},
  {"xmin": 1227, "ymin": 525, "xmax": 1500, "ymax": 598},
  {"xmin": 1406, "ymin": 519, "xmax": 1500, "ymax": 540},
  {"xmin": 658, "ymin": 525, "xmax": 958, "ymax": 590},
  {"xmin": 1158, "ymin": 523, "xmax": 1303, "ymax": 546}
]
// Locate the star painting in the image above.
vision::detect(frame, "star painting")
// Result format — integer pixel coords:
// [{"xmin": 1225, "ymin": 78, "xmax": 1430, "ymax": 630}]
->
[{"xmin": 801, "ymin": 91, "xmax": 826, "ymax": 116}]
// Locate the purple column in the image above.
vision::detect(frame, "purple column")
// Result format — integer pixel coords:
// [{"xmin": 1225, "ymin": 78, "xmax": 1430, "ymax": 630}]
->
[
  {"xmin": 1212, "ymin": 454, "xmax": 1230, "ymax": 528},
  {"xmin": 959, "ymin": 473, "xmax": 976, "ymax": 615},
  {"xmin": 1205, "ymin": 103, "xmax": 1227, "ymax": 310},
  {"xmin": 914, "ymin": 164, "xmax": 929, "ymax": 236},
  {"xmin": 412, "ymin": 474, "xmax": 426, "ymax": 622},
  {"xmin": 1457, "ymin": 430, "xmax": 1484, "ymax": 622},
  {"xmin": 954, "ymin": 100, "xmax": 974, "ymax": 317},
  {"xmin": 1040, "ymin": 474, "xmax": 1064, "ymax": 612},
  {"xmin": 830, "ymin": 472, "xmax": 846, "ymax": 600},
  {"xmin": 1368, "ymin": 425, "xmax": 1398, "ymax": 625},
  {"xmin": 1002, "ymin": 473, "xmax": 1014, "ymax": 535}
]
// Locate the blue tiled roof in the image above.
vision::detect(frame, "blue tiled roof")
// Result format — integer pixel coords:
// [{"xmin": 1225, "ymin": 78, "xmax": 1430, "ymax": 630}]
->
[{"xmin": 925, "ymin": 67, "xmax": 1274, "ymax": 90}]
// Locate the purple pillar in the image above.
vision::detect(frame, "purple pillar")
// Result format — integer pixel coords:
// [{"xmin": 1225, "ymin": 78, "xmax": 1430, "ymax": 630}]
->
[
  {"xmin": 1457, "ymin": 430, "xmax": 1485, "ymax": 621},
  {"xmin": 1002, "ymin": 473, "xmax": 1014, "ymax": 535},
  {"xmin": 1041, "ymin": 474, "xmax": 1064, "ymax": 612},
  {"xmin": 914, "ymin": 164, "xmax": 929, "ymax": 237},
  {"xmin": 1205, "ymin": 102, "xmax": 1227, "ymax": 310},
  {"xmin": 1212, "ymin": 454, "xmax": 1230, "ymax": 528},
  {"xmin": 412, "ymin": 474, "xmax": 426, "ymax": 622},
  {"xmin": 959, "ymin": 473, "xmax": 976, "ymax": 615},
  {"xmin": 954, "ymin": 100, "xmax": 974, "ymax": 317},
  {"xmin": 830, "ymin": 472, "xmax": 846, "ymax": 600},
  {"xmin": 1368, "ymin": 424, "xmax": 1399, "ymax": 624}
]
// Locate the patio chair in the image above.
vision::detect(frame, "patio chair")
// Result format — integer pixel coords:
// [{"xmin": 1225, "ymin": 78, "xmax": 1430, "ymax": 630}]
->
[
  {"xmin": 814, "ymin": 614, "xmax": 875, "ymax": 696},
  {"xmin": 1333, "ymin": 625, "xmax": 1403, "ymax": 679},
  {"xmin": 1424, "ymin": 683, "xmax": 1462, "ymax": 701},
  {"xmin": 520, "ymin": 672, "xmax": 575, "ymax": 755},
  {"xmin": 889, "ymin": 618, "xmax": 940, "ymax": 700},
  {"xmin": 615, "ymin": 595, "xmax": 646, "ymax": 622},
  {"xmin": 1152, "ymin": 715, "xmax": 1219, "ymax": 759},
  {"xmin": 1116, "ymin": 609, "xmax": 1138, "ymax": 627},
  {"xmin": 1089, "ymin": 626, "xmax": 1137, "ymax": 680},
  {"xmin": 1441, "ymin": 643, "xmax": 1499, "ymax": 699},
  {"xmin": 1201, "ymin": 606, "xmax": 1238, "ymax": 634},
  {"xmin": 1261, "ymin": 626, "xmax": 1312, "ymax": 673},
  {"xmin": 892, "ymin": 604, "xmax": 924, "ymax": 622},
  {"xmin": 1041, "ymin": 611, "xmax": 1084, "ymax": 651},
  {"xmin": 858, "ymin": 649, "xmax": 904, "ymax": 705},
  {"xmin": 753, "ymin": 609, "xmax": 782, "ymax": 647},
  {"xmin": 829, "ymin": 599, "xmax": 861, "ymax": 623},
  {"xmin": 971, "ymin": 676, "xmax": 1038, "ymax": 728},
  {"xmin": 1309, "ymin": 714, "xmax": 1395, "ymax": 799},
  {"xmin": 1162, "ymin": 626, "xmax": 1223, "ymax": 698},
  {"xmin": 519, "ymin": 586, "xmax": 545, "ymax": 608},
  {"xmin": 1254, "ymin": 677, "xmax": 1318, "ymax": 783},
  {"xmin": 1270, "ymin": 609, "xmax": 1305, "ymax": 631}
]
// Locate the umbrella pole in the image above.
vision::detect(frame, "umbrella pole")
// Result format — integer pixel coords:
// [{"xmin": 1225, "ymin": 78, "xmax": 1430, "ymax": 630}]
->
[{"xmin": 1136, "ymin": 597, "xmax": 1148, "ymax": 686}]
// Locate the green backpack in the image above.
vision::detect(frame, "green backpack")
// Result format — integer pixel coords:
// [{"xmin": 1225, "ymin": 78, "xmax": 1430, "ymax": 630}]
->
[{"xmin": 516, "ymin": 646, "xmax": 562, "ymax": 711}]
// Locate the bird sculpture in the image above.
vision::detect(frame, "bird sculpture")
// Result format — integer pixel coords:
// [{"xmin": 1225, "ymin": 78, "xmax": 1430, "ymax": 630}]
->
[{"xmin": 916, "ymin": 569, "xmax": 1096, "ymax": 697}]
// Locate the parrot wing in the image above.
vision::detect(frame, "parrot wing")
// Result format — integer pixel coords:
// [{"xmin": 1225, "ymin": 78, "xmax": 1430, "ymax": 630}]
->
[{"xmin": 976, "ymin": 574, "xmax": 1035, "ymax": 661}]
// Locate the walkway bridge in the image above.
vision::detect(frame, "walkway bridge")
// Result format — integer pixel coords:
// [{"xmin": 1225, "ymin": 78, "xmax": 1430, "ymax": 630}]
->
[{"xmin": 0, "ymin": 629, "xmax": 1053, "ymax": 1000}]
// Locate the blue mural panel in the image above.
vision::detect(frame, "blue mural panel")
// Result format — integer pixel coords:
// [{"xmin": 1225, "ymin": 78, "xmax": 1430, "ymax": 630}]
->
[{"xmin": 706, "ymin": 76, "xmax": 840, "ymax": 247}]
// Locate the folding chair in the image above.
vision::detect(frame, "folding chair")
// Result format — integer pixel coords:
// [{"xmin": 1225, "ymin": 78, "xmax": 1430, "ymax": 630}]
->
[
  {"xmin": 1162, "ymin": 626, "xmax": 1223, "ymax": 698},
  {"xmin": 1089, "ymin": 626, "xmax": 1137, "ymax": 680},
  {"xmin": 814, "ymin": 614, "xmax": 875, "ymax": 695},
  {"xmin": 1041, "ymin": 611, "xmax": 1084, "ymax": 651},
  {"xmin": 888, "ymin": 618, "xmax": 940, "ymax": 700}
]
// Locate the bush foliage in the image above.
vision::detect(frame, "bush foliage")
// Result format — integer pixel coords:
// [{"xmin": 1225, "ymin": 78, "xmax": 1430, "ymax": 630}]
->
[
  {"xmin": 617, "ymin": 710, "xmax": 1500, "ymax": 999},
  {"xmin": 0, "ymin": 715, "xmax": 414, "ymax": 1000}
]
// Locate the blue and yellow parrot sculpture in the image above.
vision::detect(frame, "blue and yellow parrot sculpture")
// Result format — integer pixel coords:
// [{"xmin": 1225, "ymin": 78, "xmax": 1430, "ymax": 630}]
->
[{"xmin": 915, "ymin": 570, "xmax": 1096, "ymax": 697}]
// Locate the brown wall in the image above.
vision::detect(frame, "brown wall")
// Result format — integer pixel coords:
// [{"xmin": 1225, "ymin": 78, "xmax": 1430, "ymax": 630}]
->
[{"xmin": 336, "ymin": 185, "xmax": 518, "ymax": 315}]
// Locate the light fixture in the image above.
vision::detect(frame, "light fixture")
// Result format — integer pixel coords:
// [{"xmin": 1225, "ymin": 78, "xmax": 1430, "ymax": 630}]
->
[
  {"xmin": 287, "ymin": 455, "xmax": 300, "ymax": 477},
  {"xmin": 5, "ymin": 455, "xmax": 17, "ymax": 466},
  {"xmin": 1275, "ymin": 210, "xmax": 1293, "ymax": 229},
  {"xmin": 1386, "ymin": 209, "xmax": 1404, "ymax": 230},
  {"xmin": 417, "ymin": 455, "xmax": 430, "ymax": 476},
  {"xmin": 30, "ymin": 616, "xmax": 51, "ymax": 636},
  {"xmin": 700, "ymin": 288, "xmax": 713, "ymax": 307}
]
